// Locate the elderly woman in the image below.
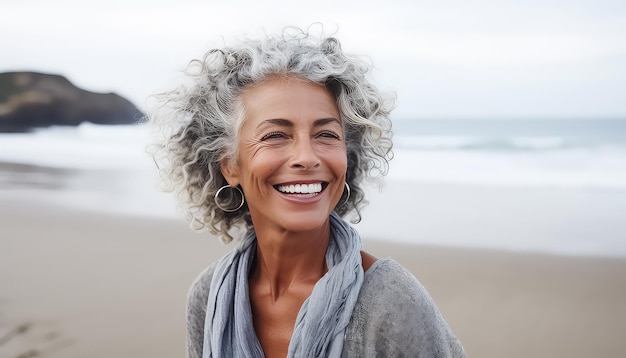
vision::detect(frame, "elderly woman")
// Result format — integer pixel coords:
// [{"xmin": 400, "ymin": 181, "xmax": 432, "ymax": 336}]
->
[{"xmin": 150, "ymin": 28, "xmax": 464, "ymax": 358}]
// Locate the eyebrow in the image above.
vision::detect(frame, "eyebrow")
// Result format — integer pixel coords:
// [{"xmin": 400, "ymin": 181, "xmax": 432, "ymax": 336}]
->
[
  {"xmin": 313, "ymin": 117, "xmax": 342, "ymax": 127},
  {"xmin": 257, "ymin": 117, "xmax": 341, "ymax": 130}
]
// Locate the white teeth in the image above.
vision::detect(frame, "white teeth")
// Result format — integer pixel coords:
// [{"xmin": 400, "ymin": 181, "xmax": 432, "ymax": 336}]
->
[{"xmin": 277, "ymin": 183, "xmax": 323, "ymax": 194}]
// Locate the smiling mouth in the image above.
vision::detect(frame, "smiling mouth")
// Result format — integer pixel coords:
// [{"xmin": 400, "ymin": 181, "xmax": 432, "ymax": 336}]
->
[{"xmin": 274, "ymin": 182, "xmax": 328, "ymax": 197}]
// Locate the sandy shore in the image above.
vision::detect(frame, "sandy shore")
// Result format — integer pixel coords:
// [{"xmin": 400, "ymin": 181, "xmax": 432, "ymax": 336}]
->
[{"xmin": 1, "ymin": 193, "xmax": 625, "ymax": 358}]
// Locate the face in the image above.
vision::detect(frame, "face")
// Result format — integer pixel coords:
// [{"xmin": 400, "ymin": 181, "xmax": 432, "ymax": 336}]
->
[{"xmin": 222, "ymin": 76, "xmax": 347, "ymax": 235}]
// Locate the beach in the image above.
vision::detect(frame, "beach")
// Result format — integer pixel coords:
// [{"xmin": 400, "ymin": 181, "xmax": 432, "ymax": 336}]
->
[{"xmin": 2, "ymin": 163, "xmax": 626, "ymax": 357}]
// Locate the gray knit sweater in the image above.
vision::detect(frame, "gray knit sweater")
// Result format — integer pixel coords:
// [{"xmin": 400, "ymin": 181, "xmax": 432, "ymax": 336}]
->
[{"xmin": 187, "ymin": 258, "xmax": 466, "ymax": 357}]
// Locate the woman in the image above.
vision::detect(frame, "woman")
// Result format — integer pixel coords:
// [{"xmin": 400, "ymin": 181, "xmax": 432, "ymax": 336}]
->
[{"xmin": 150, "ymin": 28, "xmax": 465, "ymax": 358}]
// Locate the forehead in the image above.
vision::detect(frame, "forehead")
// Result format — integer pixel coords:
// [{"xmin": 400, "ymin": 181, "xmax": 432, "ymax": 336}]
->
[{"xmin": 239, "ymin": 76, "xmax": 340, "ymax": 128}]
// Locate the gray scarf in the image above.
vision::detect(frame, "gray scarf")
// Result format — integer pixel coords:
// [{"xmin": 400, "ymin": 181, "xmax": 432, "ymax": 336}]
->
[{"xmin": 203, "ymin": 211, "xmax": 364, "ymax": 358}]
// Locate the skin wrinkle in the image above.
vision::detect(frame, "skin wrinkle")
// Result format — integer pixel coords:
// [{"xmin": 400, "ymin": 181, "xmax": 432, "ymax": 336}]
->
[
  {"xmin": 220, "ymin": 76, "xmax": 352, "ymax": 358},
  {"xmin": 186, "ymin": 258, "xmax": 466, "ymax": 358},
  {"xmin": 148, "ymin": 32, "xmax": 393, "ymax": 242},
  {"xmin": 164, "ymin": 29, "xmax": 465, "ymax": 358},
  {"xmin": 225, "ymin": 76, "xmax": 346, "ymax": 238}
]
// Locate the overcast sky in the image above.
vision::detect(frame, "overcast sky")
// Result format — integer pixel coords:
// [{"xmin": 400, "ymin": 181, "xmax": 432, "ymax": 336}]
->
[{"xmin": 2, "ymin": 0, "xmax": 625, "ymax": 119}]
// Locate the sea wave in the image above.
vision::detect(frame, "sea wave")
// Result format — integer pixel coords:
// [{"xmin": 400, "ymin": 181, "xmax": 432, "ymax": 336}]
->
[
  {"xmin": 1, "ymin": 124, "xmax": 626, "ymax": 190},
  {"xmin": 394, "ymin": 135, "xmax": 574, "ymax": 151},
  {"xmin": 0, "ymin": 123, "xmax": 153, "ymax": 170},
  {"xmin": 388, "ymin": 148, "xmax": 626, "ymax": 189}
]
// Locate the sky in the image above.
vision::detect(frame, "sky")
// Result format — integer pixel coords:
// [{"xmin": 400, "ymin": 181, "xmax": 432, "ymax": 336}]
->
[{"xmin": 1, "ymin": 0, "xmax": 625, "ymax": 119}]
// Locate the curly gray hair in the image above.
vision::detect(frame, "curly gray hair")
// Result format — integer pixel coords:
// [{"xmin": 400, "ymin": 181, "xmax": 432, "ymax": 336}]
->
[{"xmin": 148, "ymin": 27, "xmax": 394, "ymax": 243}]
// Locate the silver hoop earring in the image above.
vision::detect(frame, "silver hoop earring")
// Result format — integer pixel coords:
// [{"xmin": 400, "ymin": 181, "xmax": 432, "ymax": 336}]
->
[
  {"xmin": 340, "ymin": 182, "xmax": 351, "ymax": 207},
  {"xmin": 214, "ymin": 185, "xmax": 245, "ymax": 212}
]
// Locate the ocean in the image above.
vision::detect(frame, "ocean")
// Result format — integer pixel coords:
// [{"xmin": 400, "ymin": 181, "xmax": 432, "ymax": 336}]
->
[
  {"xmin": 390, "ymin": 118, "xmax": 626, "ymax": 189},
  {"xmin": 1, "ymin": 118, "xmax": 625, "ymax": 256}
]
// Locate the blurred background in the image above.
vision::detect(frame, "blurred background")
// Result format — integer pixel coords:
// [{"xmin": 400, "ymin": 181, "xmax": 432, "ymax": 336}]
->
[{"xmin": 1, "ymin": 1, "xmax": 625, "ymax": 357}]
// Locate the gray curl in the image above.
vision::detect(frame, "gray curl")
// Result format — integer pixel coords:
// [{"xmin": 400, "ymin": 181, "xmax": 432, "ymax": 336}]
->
[{"xmin": 147, "ymin": 26, "xmax": 394, "ymax": 243}]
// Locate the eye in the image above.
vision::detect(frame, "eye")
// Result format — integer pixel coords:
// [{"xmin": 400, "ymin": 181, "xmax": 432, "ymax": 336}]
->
[
  {"xmin": 261, "ymin": 131, "xmax": 287, "ymax": 141},
  {"xmin": 317, "ymin": 130, "xmax": 341, "ymax": 140}
]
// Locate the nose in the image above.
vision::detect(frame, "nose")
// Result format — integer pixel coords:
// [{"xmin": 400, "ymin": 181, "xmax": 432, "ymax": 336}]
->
[{"xmin": 289, "ymin": 136, "xmax": 321, "ymax": 170}]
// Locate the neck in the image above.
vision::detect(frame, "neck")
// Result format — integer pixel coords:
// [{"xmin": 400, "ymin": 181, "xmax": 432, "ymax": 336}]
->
[{"xmin": 250, "ymin": 221, "xmax": 331, "ymax": 301}]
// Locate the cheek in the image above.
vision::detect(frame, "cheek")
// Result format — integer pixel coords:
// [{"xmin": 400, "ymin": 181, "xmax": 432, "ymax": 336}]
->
[
  {"xmin": 242, "ymin": 152, "xmax": 280, "ymax": 180},
  {"xmin": 323, "ymin": 146, "xmax": 348, "ymax": 172},
  {"xmin": 333, "ymin": 153, "xmax": 347, "ymax": 169}
]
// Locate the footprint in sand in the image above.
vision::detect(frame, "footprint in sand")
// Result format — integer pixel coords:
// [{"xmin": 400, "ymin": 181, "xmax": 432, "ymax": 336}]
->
[{"xmin": 0, "ymin": 319, "xmax": 73, "ymax": 358}]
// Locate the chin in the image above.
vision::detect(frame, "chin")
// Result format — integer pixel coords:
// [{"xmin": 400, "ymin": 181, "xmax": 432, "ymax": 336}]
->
[
  {"xmin": 249, "ymin": 204, "xmax": 333, "ymax": 235},
  {"xmin": 278, "ymin": 209, "xmax": 333, "ymax": 233}
]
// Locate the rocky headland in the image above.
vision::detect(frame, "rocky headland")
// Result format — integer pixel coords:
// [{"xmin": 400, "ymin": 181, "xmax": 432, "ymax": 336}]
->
[{"xmin": 0, "ymin": 72, "xmax": 143, "ymax": 132}]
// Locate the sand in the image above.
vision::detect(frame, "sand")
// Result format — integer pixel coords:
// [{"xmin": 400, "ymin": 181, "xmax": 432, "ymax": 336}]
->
[{"xmin": 1, "ymin": 195, "xmax": 625, "ymax": 358}]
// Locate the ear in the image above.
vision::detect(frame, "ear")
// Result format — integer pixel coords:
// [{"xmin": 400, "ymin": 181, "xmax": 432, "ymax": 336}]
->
[{"xmin": 220, "ymin": 157, "xmax": 241, "ymax": 187}]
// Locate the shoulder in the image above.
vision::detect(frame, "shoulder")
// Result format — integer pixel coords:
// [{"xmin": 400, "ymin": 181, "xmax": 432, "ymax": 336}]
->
[
  {"xmin": 186, "ymin": 262, "xmax": 217, "ymax": 358},
  {"xmin": 343, "ymin": 259, "xmax": 465, "ymax": 357},
  {"xmin": 352, "ymin": 259, "xmax": 439, "ymax": 327},
  {"xmin": 187, "ymin": 262, "xmax": 217, "ymax": 312},
  {"xmin": 360, "ymin": 259, "xmax": 433, "ymax": 309}
]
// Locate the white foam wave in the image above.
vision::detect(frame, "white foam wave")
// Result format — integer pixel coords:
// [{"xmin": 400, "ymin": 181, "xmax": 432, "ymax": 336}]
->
[
  {"xmin": 389, "ymin": 148, "xmax": 626, "ymax": 189},
  {"xmin": 0, "ymin": 123, "xmax": 153, "ymax": 170},
  {"xmin": 1, "ymin": 125, "xmax": 625, "ymax": 190},
  {"xmin": 395, "ymin": 135, "xmax": 568, "ymax": 151}
]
